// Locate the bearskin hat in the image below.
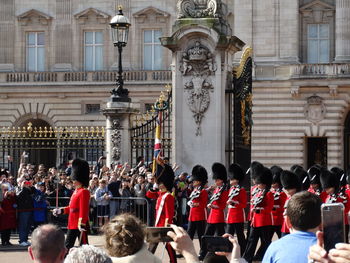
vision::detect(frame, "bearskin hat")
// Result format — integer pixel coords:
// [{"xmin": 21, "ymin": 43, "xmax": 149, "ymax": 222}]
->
[
  {"xmin": 320, "ymin": 169, "xmax": 338, "ymax": 190},
  {"xmin": 228, "ymin": 163, "xmax": 244, "ymax": 183},
  {"xmin": 281, "ymin": 170, "xmax": 301, "ymax": 191},
  {"xmin": 249, "ymin": 161, "xmax": 264, "ymax": 181},
  {"xmin": 294, "ymin": 166, "xmax": 310, "ymax": 191},
  {"xmin": 254, "ymin": 167, "xmax": 272, "ymax": 188},
  {"xmin": 331, "ymin": 167, "xmax": 346, "ymax": 187},
  {"xmin": 290, "ymin": 164, "xmax": 303, "ymax": 173},
  {"xmin": 308, "ymin": 165, "xmax": 321, "ymax": 185},
  {"xmin": 270, "ymin": 165, "xmax": 283, "ymax": 185},
  {"xmin": 71, "ymin": 158, "xmax": 90, "ymax": 188},
  {"xmin": 157, "ymin": 164, "xmax": 175, "ymax": 192},
  {"xmin": 212, "ymin": 162, "xmax": 227, "ymax": 181},
  {"xmin": 190, "ymin": 165, "xmax": 208, "ymax": 185}
]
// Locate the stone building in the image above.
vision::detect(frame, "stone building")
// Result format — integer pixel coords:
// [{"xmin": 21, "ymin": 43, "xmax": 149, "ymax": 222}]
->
[{"xmin": 0, "ymin": 0, "xmax": 349, "ymax": 171}]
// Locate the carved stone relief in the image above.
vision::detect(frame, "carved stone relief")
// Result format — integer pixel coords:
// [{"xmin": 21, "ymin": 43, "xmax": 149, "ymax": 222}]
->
[
  {"xmin": 181, "ymin": 41, "xmax": 216, "ymax": 135},
  {"xmin": 304, "ymin": 95, "xmax": 326, "ymax": 124},
  {"xmin": 111, "ymin": 118, "xmax": 122, "ymax": 163},
  {"xmin": 177, "ymin": 0, "xmax": 223, "ymax": 18}
]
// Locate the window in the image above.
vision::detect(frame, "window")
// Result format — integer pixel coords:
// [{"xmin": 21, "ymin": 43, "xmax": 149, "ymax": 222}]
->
[
  {"xmin": 143, "ymin": 30, "xmax": 162, "ymax": 70},
  {"xmin": 84, "ymin": 31, "xmax": 103, "ymax": 71},
  {"xmin": 307, "ymin": 24, "xmax": 330, "ymax": 63},
  {"xmin": 85, "ymin": 104, "xmax": 101, "ymax": 114},
  {"xmin": 26, "ymin": 32, "xmax": 45, "ymax": 72}
]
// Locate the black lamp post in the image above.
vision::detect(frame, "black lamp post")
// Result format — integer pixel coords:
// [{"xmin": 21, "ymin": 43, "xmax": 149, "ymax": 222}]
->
[{"xmin": 110, "ymin": 6, "xmax": 131, "ymax": 102}]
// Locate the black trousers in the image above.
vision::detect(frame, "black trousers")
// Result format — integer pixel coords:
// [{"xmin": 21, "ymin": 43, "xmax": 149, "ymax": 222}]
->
[
  {"xmin": 187, "ymin": 220, "xmax": 206, "ymax": 247},
  {"xmin": 269, "ymin": 225, "xmax": 282, "ymax": 239},
  {"xmin": 149, "ymin": 242, "xmax": 177, "ymax": 263},
  {"xmin": 65, "ymin": 229, "xmax": 89, "ymax": 250},
  {"xmin": 199, "ymin": 222, "xmax": 226, "ymax": 259},
  {"xmin": 227, "ymin": 223, "xmax": 247, "ymax": 254},
  {"xmin": 243, "ymin": 225, "xmax": 272, "ymax": 263},
  {"xmin": 1, "ymin": 229, "xmax": 11, "ymax": 244}
]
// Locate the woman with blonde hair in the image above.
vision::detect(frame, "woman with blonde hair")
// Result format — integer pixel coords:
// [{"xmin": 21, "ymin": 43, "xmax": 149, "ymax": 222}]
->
[{"xmin": 103, "ymin": 213, "xmax": 161, "ymax": 263}]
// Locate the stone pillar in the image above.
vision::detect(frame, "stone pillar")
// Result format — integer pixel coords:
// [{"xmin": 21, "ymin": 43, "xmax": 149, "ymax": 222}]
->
[
  {"xmin": 161, "ymin": 1, "xmax": 245, "ymax": 174},
  {"xmin": 102, "ymin": 101, "xmax": 137, "ymax": 168},
  {"xmin": 335, "ymin": 0, "xmax": 350, "ymax": 62}
]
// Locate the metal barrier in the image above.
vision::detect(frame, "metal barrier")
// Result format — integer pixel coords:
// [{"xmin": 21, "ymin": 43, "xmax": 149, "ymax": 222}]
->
[{"xmin": 46, "ymin": 196, "xmax": 152, "ymax": 230}]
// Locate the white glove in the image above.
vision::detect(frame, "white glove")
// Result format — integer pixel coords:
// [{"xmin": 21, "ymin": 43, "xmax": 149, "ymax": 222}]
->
[
  {"xmin": 187, "ymin": 201, "xmax": 193, "ymax": 208},
  {"xmin": 153, "ymin": 183, "xmax": 158, "ymax": 190},
  {"xmin": 52, "ymin": 208, "xmax": 62, "ymax": 217}
]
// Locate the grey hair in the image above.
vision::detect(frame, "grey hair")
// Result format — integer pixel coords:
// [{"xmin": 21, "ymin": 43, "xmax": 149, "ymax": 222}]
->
[
  {"xmin": 64, "ymin": 245, "xmax": 112, "ymax": 263},
  {"xmin": 31, "ymin": 224, "xmax": 65, "ymax": 262}
]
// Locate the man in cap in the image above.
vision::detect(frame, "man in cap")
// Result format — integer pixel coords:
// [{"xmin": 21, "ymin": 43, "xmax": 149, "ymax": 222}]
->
[
  {"xmin": 226, "ymin": 163, "xmax": 247, "ymax": 254},
  {"xmin": 280, "ymin": 170, "xmax": 301, "ymax": 236},
  {"xmin": 243, "ymin": 166, "xmax": 273, "ymax": 263},
  {"xmin": 53, "ymin": 158, "xmax": 90, "ymax": 249},
  {"xmin": 146, "ymin": 164, "xmax": 177, "ymax": 263},
  {"xmin": 186, "ymin": 165, "xmax": 208, "ymax": 249},
  {"xmin": 198, "ymin": 162, "xmax": 229, "ymax": 261}
]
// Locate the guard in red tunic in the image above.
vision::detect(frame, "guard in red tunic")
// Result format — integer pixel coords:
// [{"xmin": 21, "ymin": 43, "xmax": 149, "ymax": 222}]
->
[
  {"xmin": 187, "ymin": 165, "xmax": 208, "ymax": 248},
  {"xmin": 226, "ymin": 163, "xmax": 247, "ymax": 254},
  {"xmin": 270, "ymin": 165, "xmax": 287, "ymax": 239},
  {"xmin": 198, "ymin": 162, "xmax": 229, "ymax": 261},
  {"xmin": 146, "ymin": 164, "xmax": 176, "ymax": 263},
  {"xmin": 243, "ymin": 166, "xmax": 273, "ymax": 263},
  {"xmin": 308, "ymin": 165, "xmax": 328, "ymax": 203},
  {"xmin": 280, "ymin": 170, "xmax": 301, "ymax": 236},
  {"xmin": 53, "ymin": 159, "xmax": 90, "ymax": 249}
]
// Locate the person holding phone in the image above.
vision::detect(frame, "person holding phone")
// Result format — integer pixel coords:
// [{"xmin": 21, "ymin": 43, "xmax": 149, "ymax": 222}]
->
[
  {"xmin": 186, "ymin": 165, "xmax": 208, "ymax": 248},
  {"xmin": 226, "ymin": 163, "xmax": 247, "ymax": 254}
]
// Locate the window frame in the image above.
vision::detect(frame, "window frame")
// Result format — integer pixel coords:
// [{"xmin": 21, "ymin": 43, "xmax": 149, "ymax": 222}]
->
[
  {"xmin": 307, "ymin": 23, "xmax": 330, "ymax": 64},
  {"xmin": 26, "ymin": 31, "xmax": 45, "ymax": 72},
  {"xmin": 84, "ymin": 31, "xmax": 104, "ymax": 71},
  {"xmin": 142, "ymin": 29, "xmax": 163, "ymax": 70}
]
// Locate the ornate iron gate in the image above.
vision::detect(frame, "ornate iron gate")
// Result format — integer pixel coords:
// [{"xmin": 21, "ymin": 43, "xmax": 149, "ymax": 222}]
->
[
  {"xmin": 130, "ymin": 87, "xmax": 172, "ymax": 166},
  {"xmin": 226, "ymin": 47, "xmax": 253, "ymax": 172},
  {"xmin": 0, "ymin": 123, "xmax": 105, "ymax": 176}
]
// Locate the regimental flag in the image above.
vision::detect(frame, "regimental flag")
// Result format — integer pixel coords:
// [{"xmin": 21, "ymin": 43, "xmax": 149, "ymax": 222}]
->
[{"xmin": 152, "ymin": 110, "xmax": 164, "ymax": 178}]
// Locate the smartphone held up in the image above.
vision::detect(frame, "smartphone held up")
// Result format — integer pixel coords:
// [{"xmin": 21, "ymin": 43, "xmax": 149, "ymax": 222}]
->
[{"xmin": 321, "ymin": 203, "xmax": 345, "ymax": 252}]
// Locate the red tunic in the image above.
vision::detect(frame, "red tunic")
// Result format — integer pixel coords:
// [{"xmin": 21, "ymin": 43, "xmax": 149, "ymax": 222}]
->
[
  {"xmin": 250, "ymin": 190, "xmax": 274, "ymax": 228},
  {"xmin": 146, "ymin": 190, "xmax": 175, "ymax": 227},
  {"xmin": 63, "ymin": 188, "xmax": 90, "ymax": 230},
  {"xmin": 326, "ymin": 191, "xmax": 350, "ymax": 225},
  {"xmin": 226, "ymin": 186, "xmax": 247, "ymax": 224},
  {"xmin": 0, "ymin": 194, "xmax": 16, "ymax": 231},
  {"xmin": 308, "ymin": 187, "xmax": 328, "ymax": 203},
  {"xmin": 188, "ymin": 188, "xmax": 208, "ymax": 222},
  {"xmin": 207, "ymin": 187, "xmax": 229, "ymax": 224},
  {"xmin": 271, "ymin": 189, "xmax": 287, "ymax": 226}
]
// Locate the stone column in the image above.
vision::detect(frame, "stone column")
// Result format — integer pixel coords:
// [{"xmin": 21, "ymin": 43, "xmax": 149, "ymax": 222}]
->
[
  {"xmin": 102, "ymin": 101, "xmax": 138, "ymax": 168},
  {"xmin": 161, "ymin": 1, "xmax": 245, "ymax": 174},
  {"xmin": 335, "ymin": 0, "xmax": 350, "ymax": 62}
]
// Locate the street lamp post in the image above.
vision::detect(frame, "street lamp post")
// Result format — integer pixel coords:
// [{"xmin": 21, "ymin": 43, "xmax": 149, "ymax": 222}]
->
[{"xmin": 110, "ymin": 6, "xmax": 131, "ymax": 102}]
